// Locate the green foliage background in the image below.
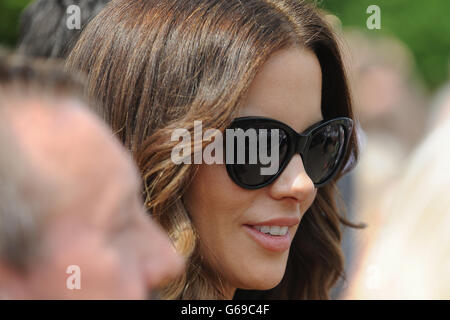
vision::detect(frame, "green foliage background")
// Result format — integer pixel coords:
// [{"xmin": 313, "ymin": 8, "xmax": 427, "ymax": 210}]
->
[
  {"xmin": 0, "ymin": 0, "xmax": 449, "ymax": 90},
  {"xmin": 0, "ymin": 0, "xmax": 32, "ymax": 47},
  {"xmin": 320, "ymin": 0, "xmax": 450, "ymax": 90}
]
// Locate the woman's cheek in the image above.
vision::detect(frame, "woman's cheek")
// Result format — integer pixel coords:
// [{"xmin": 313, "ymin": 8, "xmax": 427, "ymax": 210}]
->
[{"xmin": 185, "ymin": 163, "xmax": 254, "ymax": 220}]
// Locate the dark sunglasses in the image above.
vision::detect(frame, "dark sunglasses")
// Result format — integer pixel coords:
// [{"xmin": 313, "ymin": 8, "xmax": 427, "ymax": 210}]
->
[{"xmin": 225, "ymin": 116, "xmax": 353, "ymax": 189}]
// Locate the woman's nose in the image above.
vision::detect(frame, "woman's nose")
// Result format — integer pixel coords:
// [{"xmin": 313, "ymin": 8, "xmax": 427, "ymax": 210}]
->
[{"xmin": 267, "ymin": 154, "xmax": 316, "ymax": 203}]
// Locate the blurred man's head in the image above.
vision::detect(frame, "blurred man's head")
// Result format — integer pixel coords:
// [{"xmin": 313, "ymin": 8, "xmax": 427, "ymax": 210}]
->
[
  {"xmin": 18, "ymin": 0, "xmax": 111, "ymax": 58},
  {"xmin": 0, "ymin": 55, "xmax": 183, "ymax": 299}
]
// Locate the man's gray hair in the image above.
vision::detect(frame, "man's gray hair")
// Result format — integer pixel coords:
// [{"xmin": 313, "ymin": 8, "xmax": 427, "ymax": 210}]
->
[
  {"xmin": 0, "ymin": 53, "xmax": 87, "ymax": 271},
  {"xmin": 18, "ymin": 0, "xmax": 111, "ymax": 58},
  {"xmin": 0, "ymin": 120, "xmax": 43, "ymax": 271}
]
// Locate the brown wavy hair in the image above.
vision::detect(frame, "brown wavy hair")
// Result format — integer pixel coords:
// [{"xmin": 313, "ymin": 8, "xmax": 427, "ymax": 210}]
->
[{"xmin": 66, "ymin": 0, "xmax": 359, "ymax": 299}]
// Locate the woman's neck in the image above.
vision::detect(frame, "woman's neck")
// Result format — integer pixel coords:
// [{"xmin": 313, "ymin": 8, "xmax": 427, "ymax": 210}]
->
[{"xmin": 222, "ymin": 283, "xmax": 236, "ymax": 300}]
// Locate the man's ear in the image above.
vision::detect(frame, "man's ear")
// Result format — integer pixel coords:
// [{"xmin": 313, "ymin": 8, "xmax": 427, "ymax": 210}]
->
[{"xmin": 0, "ymin": 261, "xmax": 27, "ymax": 299}]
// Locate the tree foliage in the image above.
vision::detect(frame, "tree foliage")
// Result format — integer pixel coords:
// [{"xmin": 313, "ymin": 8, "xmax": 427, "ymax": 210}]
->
[
  {"xmin": 0, "ymin": 0, "xmax": 32, "ymax": 47},
  {"xmin": 320, "ymin": 0, "xmax": 450, "ymax": 90}
]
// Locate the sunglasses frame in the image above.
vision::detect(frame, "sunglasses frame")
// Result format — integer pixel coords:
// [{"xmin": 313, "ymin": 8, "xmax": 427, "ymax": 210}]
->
[{"xmin": 225, "ymin": 116, "xmax": 354, "ymax": 189}]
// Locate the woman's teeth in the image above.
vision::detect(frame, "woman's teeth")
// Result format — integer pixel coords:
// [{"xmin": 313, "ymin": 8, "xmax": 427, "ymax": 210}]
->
[{"xmin": 252, "ymin": 225, "xmax": 288, "ymax": 236}]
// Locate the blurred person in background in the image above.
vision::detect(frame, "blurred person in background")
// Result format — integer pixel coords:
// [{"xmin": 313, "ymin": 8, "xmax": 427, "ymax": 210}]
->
[
  {"xmin": 342, "ymin": 30, "xmax": 429, "ymax": 223},
  {"xmin": 342, "ymin": 106, "xmax": 450, "ymax": 299},
  {"xmin": 428, "ymin": 61, "xmax": 450, "ymax": 130},
  {"xmin": 18, "ymin": 0, "xmax": 110, "ymax": 58},
  {"xmin": 0, "ymin": 54, "xmax": 184, "ymax": 299},
  {"xmin": 331, "ymin": 29, "xmax": 431, "ymax": 297}
]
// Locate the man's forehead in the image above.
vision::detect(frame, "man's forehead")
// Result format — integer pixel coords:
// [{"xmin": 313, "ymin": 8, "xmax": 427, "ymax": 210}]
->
[
  {"xmin": 6, "ymin": 97, "xmax": 90, "ymax": 143},
  {"xmin": 6, "ymin": 97, "xmax": 140, "ymax": 199}
]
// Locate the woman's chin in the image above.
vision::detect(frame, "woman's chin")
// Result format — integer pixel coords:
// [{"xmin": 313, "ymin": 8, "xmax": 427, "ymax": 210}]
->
[
  {"xmin": 239, "ymin": 270, "xmax": 285, "ymax": 291},
  {"xmin": 233, "ymin": 254, "xmax": 289, "ymax": 290}
]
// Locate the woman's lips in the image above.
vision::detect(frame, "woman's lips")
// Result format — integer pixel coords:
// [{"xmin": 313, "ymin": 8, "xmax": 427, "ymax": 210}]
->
[{"xmin": 243, "ymin": 224, "xmax": 293, "ymax": 252}]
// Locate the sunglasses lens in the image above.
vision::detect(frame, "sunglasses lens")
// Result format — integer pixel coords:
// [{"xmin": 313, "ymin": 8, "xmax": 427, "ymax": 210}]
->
[
  {"xmin": 228, "ymin": 126, "xmax": 290, "ymax": 188},
  {"xmin": 304, "ymin": 123, "xmax": 346, "ymax": 184}
]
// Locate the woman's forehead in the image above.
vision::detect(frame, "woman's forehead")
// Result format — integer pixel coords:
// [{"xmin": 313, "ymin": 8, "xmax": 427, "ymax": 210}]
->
[{"xmin": 239, "ymin": 47, "xmax": 323, "ymax": 132}]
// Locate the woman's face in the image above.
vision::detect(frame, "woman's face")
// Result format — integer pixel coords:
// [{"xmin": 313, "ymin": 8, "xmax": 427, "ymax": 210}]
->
[{"xmin": 184, "ymin": 47, "xmax": 323, "ymax": 298}]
